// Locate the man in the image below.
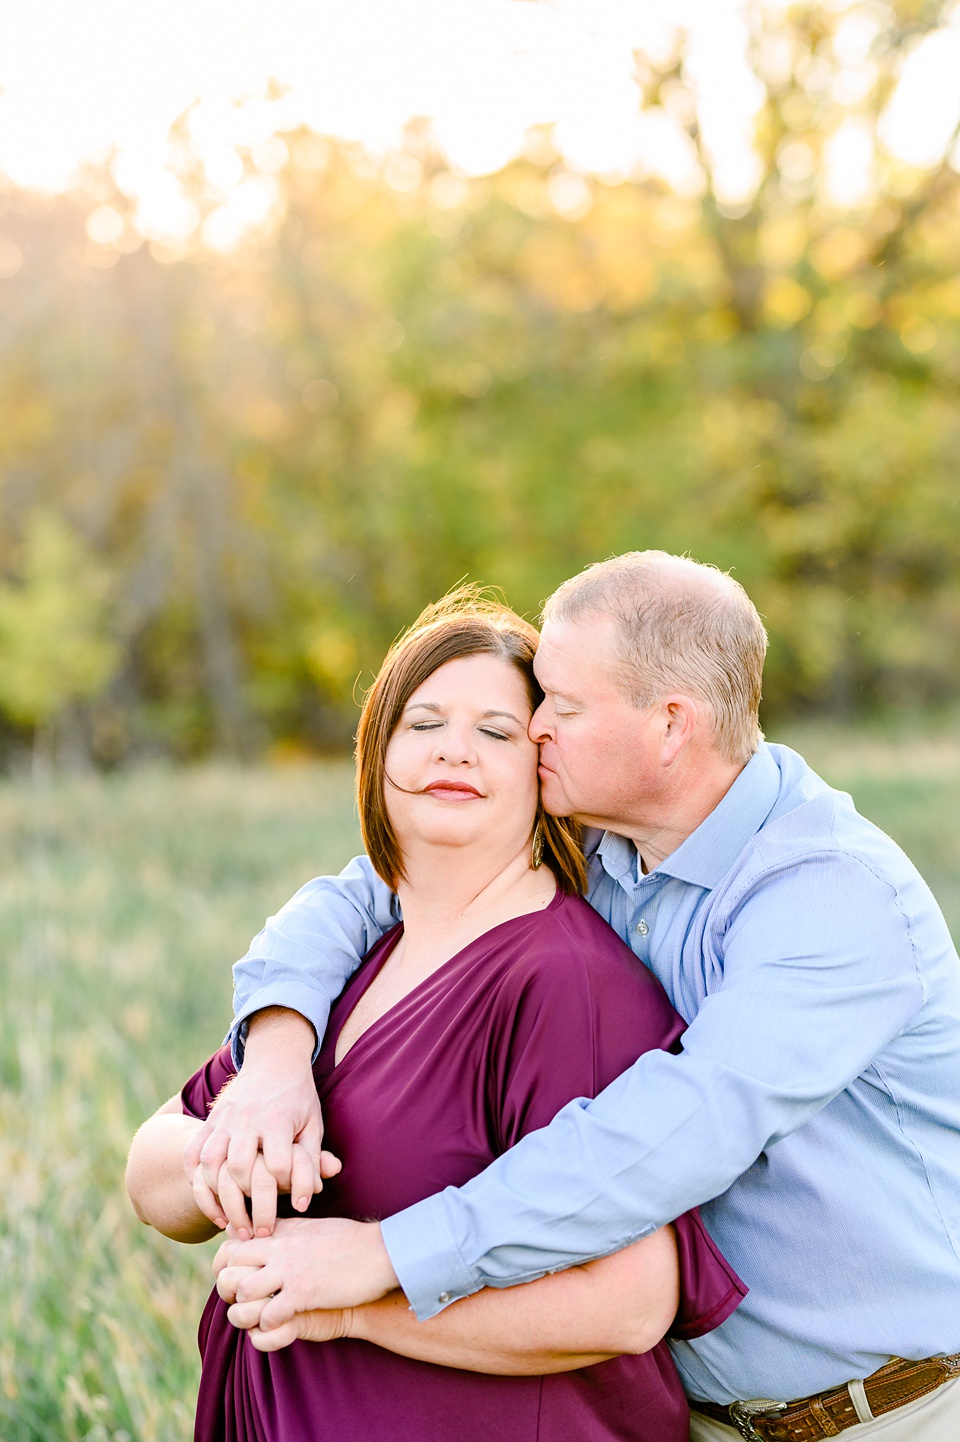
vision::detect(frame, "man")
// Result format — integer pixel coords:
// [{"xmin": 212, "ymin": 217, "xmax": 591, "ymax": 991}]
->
[{"xmin": 190, "ymin": 552, "xmax": 960, "ymax": 1440}]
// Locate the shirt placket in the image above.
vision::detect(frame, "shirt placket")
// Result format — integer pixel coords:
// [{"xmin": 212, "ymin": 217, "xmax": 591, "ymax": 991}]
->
[{"xmin": 627, "ymin": 874, "xmax": 666, "ymax": 965}]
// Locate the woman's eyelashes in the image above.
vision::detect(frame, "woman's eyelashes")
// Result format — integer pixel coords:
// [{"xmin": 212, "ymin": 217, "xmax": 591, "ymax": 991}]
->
[{"xmin": 408, "ymin": 720, "xmax": 514, "ymax": 742}]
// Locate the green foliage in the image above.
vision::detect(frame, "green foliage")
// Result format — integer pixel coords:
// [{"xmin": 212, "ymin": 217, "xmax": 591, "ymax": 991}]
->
[
  {"xmin": 0, "ymin": 2, "xmax": 958, "ymax": 761},
  {"xmin": 0, "ymin": 513, "xmax": 119, "ymax": 729}
]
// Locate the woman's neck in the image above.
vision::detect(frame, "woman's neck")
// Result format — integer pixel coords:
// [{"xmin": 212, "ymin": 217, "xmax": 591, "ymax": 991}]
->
[
  {"xmin": 394, "ymin": 842, "xmax": 556, "ymax": 973},
  {"xmin": 334, "ymin": 841, "xmax": 557, "ymax": 1065}
]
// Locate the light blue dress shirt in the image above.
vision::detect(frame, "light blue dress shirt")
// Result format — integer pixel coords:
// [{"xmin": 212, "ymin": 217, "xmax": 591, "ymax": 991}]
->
[{"xmin": 231, "ymin": 743, "xmax": 960, "ymax": 1403}]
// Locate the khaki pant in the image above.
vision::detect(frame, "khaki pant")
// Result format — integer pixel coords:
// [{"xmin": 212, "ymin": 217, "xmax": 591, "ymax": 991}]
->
[{"xmin": 688, "ymin": 1375, "xmax": 960, "ymax": 1441}]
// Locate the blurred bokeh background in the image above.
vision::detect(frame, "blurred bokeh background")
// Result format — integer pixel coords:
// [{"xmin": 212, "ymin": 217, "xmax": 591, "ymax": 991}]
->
[
  {"xmin": 1, "ymin": 0, "xmax": 959, "ymax": 767},
  {"xmin": 2, "ymin": 3, "xmax": 960, "ymax": 1438}
]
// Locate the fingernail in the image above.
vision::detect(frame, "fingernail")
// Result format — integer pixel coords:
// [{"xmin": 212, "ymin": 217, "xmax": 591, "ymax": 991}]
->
[
  {"xmin": 238, "ymin": 1227, "xmax": 251, "ymax": 1241},
  {"xmin": 295, "ymin": 1196, "xmax": 308, "ymax": 1212},
  {"xmin": 256, "ymin": 1227, "xmax": 270, "ymax": 1238},
  {"xmin": 216, "ymin": 1217, "xmax": 227, "ymax": 1229}
]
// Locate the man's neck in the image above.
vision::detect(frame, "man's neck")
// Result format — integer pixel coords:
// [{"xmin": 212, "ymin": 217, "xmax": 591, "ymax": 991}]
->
[{"xmin": 622, "ymin": 757, "xmax": 747, "ymax": 874}]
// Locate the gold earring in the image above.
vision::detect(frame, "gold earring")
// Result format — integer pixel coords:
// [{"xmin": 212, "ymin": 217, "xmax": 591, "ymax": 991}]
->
[{"xmin": 532, "ymin": 821, "xmax": 544, "ymax": 870}]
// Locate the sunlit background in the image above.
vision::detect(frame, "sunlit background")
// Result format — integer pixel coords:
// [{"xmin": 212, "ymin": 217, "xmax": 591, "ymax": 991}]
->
[
  {"xmin": 0, "ymin": 0, "xmax": 959, "ymax": 763},
  {"xmin": 4, "ymin": 0, "xmax": 960, "ymax": 246},
  {"xmin": 3, "ymin": 9, "xmax": 960, "ymax": 1437}
]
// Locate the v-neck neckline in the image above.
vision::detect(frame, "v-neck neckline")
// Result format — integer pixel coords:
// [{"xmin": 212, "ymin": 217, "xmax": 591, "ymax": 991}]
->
[{"xmin": 328, "ymin": 888, "xmax": 565, "ymax": 1070}]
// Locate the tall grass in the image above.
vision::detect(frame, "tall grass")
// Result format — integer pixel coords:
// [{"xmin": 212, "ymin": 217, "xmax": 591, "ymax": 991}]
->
[
  {"xmin": 1, "ymin": 761, "xmax": 360, "ymax": 1442},
  {"xmin": 1, "ymin": 733, "xmax": 957, "ymax": 1439}
]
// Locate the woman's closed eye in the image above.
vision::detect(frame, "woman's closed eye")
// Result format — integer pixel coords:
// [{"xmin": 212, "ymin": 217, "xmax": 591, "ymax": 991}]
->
[{"xmin": 409, "ymin": 721, "xmax": 514, "ymax": 742}]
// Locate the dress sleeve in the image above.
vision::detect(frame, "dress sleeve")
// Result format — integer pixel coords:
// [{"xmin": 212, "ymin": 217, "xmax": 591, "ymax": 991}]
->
[
  {"xmin": 487, "ymin": 909, "xmax": 745, "ymax": 1338},
  {"xmin": 669, "ymin": 1208, "xmax": 746, "ymax": 1339},
  {"xmin": 488, "ymin": 909, "xmax": 685, "ymax": 1152},
  {"xmin": 181, "ymin": 1046, "xmax": 237, "ymax": 1120}
]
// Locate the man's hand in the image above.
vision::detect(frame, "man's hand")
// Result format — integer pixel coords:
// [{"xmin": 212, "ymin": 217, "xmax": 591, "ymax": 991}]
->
[
  {"xmin": 213, "ymin": 1217, "xmax": 399, "ymax": 1332},
  {"xmin": 183, "ymin": 1008, "xmax": 338, "ymax": 1237}
]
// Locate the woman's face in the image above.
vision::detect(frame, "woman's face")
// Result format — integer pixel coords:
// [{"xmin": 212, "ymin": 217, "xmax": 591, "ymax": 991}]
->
[{"xmin": 383, "ymin": 653, "xmax": 540, "ymax": 863}]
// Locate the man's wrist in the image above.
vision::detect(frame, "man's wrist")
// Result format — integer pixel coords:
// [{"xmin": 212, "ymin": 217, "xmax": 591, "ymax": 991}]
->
[
  {"xmin": 243, "ymin": 1007, "xmax": 316, "ymax": 1063},
  {"xmin": 367, "ymin": 1222, "xmax": 401, "ymax": 1298}
]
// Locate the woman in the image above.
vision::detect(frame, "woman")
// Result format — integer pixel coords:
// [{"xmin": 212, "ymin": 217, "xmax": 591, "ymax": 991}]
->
[{"xmin": 126, "ymin": 592, "xmax": 744, "ymax": 1442}]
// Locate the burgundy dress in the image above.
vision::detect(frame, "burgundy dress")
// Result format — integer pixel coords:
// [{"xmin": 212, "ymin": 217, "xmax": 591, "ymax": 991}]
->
[{"xmin": 183, "ymin": 891, "xmax": 745, "ymax": 1442}]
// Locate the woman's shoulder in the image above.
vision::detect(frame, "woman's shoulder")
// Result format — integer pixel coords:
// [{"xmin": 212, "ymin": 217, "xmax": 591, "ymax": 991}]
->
[
  {"xmin": 510, "ymin": 891, "xmax": 652, "ymax": 981},
  {"xmin": 497, "ymin": 891, "xmax": 680, "ymax": 1019},
  {"xmin": 484, "ymin": 892, "xmax": 686, "ymax": 1137}
]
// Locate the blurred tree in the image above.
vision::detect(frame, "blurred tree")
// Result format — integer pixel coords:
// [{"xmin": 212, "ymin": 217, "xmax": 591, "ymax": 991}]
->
[
  {"xmin": 0, "ymin": 511, "xmax": 120, "ymax": 763},
  {"xmin": 0, "ymin": 0, "xmax": 958, "ymax": 762}
]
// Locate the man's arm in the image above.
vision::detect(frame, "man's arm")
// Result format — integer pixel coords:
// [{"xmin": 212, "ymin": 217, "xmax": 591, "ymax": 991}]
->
[
  {"xmin": 378, "ymin": 851, "xmax": 924, "ymax": 1317},
  {"xmin": 217, "ymin": 1226, "xmax": 680, "ymax": 1371},
  {"xmin": 229, "ymin": 855, "xmax": 400, "ymax": 1064},
  {"xmin": 185, "ymin": 855, "xmax": 398, "ymax": 1228}
]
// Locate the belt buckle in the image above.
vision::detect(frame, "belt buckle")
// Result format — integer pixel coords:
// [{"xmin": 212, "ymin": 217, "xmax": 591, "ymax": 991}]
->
[{"xmin": 728, "ymin": 1398, "xmax": 787, "ymax": 1440}]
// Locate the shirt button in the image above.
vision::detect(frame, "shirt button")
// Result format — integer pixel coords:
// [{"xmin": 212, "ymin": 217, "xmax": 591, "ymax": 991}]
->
[
  {"xmin": 438, "ymin": 1292, "xmax": 450, "ymax": 1304},
  {"xmin": 636, "ymin": 919, "xmax": 649, "ymax": 936}
]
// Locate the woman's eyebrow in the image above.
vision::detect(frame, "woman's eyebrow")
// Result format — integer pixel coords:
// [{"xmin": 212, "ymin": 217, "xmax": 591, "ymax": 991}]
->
[{"xmin": 402, "ymin": 702, "xmax": 522, "ymax": 724}]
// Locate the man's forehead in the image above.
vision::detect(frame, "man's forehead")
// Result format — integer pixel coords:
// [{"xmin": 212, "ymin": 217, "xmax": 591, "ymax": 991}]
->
[{"xmin": 535, "ymin": 615, "xmax": 619, "ymax": 688}]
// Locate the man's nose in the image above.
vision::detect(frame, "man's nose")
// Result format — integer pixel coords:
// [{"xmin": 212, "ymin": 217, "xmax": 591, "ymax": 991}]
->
[{"xmin": 529, "ymin": 701, "xmax": 553, "ymax": 743}]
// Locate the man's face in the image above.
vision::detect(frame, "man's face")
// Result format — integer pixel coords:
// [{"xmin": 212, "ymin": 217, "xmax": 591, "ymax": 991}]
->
[{"xmin": 530, "ymin": 616, "xmax": 663, "ymax": 833}]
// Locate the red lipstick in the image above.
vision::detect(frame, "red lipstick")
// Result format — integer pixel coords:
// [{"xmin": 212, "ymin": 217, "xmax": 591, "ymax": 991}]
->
[{"xmin": 423, "ymin": 780, "xmax": 483, "ymax": 799}]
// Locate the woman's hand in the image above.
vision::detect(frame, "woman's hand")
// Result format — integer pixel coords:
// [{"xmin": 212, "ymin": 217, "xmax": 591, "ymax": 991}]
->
[
  {"xmin": 219, "ymin": 1268, "xmax": 353, "ymax": 1353},
  {"xmin": 190, "ymin": 1146, "xmax": 341, "ymax": 1239},
  {"xmin": 212, "ymin": 1216, "xmax": 399, "ymax": 1331},
  {"xmin": 183, "ymin": 1008, "xmax": 331, "ymax": 1233}
]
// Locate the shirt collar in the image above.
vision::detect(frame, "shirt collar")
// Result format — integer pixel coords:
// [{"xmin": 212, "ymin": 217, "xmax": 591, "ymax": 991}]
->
[{"xmin": 597, "ymin": 743, "xmax": 782, "ymax": 892}]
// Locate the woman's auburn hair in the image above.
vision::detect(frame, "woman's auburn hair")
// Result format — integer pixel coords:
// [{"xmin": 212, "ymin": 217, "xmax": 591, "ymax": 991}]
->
[{"xmin": 355, "ymin": 587, "xmax": 587, "ymax": 896}]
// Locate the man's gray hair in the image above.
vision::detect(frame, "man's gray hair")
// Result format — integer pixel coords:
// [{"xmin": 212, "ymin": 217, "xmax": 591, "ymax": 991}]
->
[{"xmin": 543, "ymin": 552, "xmax": 767, "ymax": 765}]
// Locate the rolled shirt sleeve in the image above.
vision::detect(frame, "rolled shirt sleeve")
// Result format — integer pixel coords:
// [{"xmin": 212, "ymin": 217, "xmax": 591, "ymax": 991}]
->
[
  {"xmin": 382, "ymin": 850, "xmax": 924, "ymax": 1318},
  {"xmin": 229, "ymin": 854, "xmax": 400, "ymax": 1064}
]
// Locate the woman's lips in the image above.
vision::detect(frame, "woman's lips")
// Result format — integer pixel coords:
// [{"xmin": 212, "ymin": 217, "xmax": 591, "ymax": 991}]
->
[{"xmin": 423, "ymin": 781, "xmax": 483, "ymax": 800}]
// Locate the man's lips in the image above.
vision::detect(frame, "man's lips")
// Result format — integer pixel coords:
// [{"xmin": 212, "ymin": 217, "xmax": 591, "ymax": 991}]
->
[{"xmin": 423, "ymin": 781, "xmax": 484, "ymax": 800}]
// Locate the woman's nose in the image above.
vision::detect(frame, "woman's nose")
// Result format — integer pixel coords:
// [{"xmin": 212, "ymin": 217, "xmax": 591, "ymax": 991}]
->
[{"xmin": 433, "ymin": 727, "xmax": 474, "ymax": 763}]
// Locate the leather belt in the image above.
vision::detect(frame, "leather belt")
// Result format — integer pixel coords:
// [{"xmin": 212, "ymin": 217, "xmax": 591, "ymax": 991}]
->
[{"xmin": 690, "ymin": 1352, "xmax": 960, "ymax": 1440}]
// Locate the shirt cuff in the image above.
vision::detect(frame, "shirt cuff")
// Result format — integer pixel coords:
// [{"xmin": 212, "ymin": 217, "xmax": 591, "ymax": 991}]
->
[
  {"xmin": 380, "ymin": 1193, "xmax": 481, "ymax": 1321},
  {"xmin": 227, "ymin": 982, "xmax": 329, "ymax": 1067}
]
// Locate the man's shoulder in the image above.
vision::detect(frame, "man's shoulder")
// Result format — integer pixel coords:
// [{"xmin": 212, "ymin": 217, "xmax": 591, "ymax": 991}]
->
[{"xmin": 735, "ymin": 744, "xmax": 927, "ymax": 907}]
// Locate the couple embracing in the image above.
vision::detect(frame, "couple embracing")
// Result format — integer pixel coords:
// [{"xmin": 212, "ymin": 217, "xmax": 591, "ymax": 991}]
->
[{"xmin": 128, "ymin": 550, "xmax": 960, "ymax": 1442}]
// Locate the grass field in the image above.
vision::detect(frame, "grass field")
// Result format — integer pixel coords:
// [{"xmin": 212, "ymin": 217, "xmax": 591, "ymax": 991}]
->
[{"xmin": 1, "ymin": 728, "xmax": 958, "ymax": 1441}]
